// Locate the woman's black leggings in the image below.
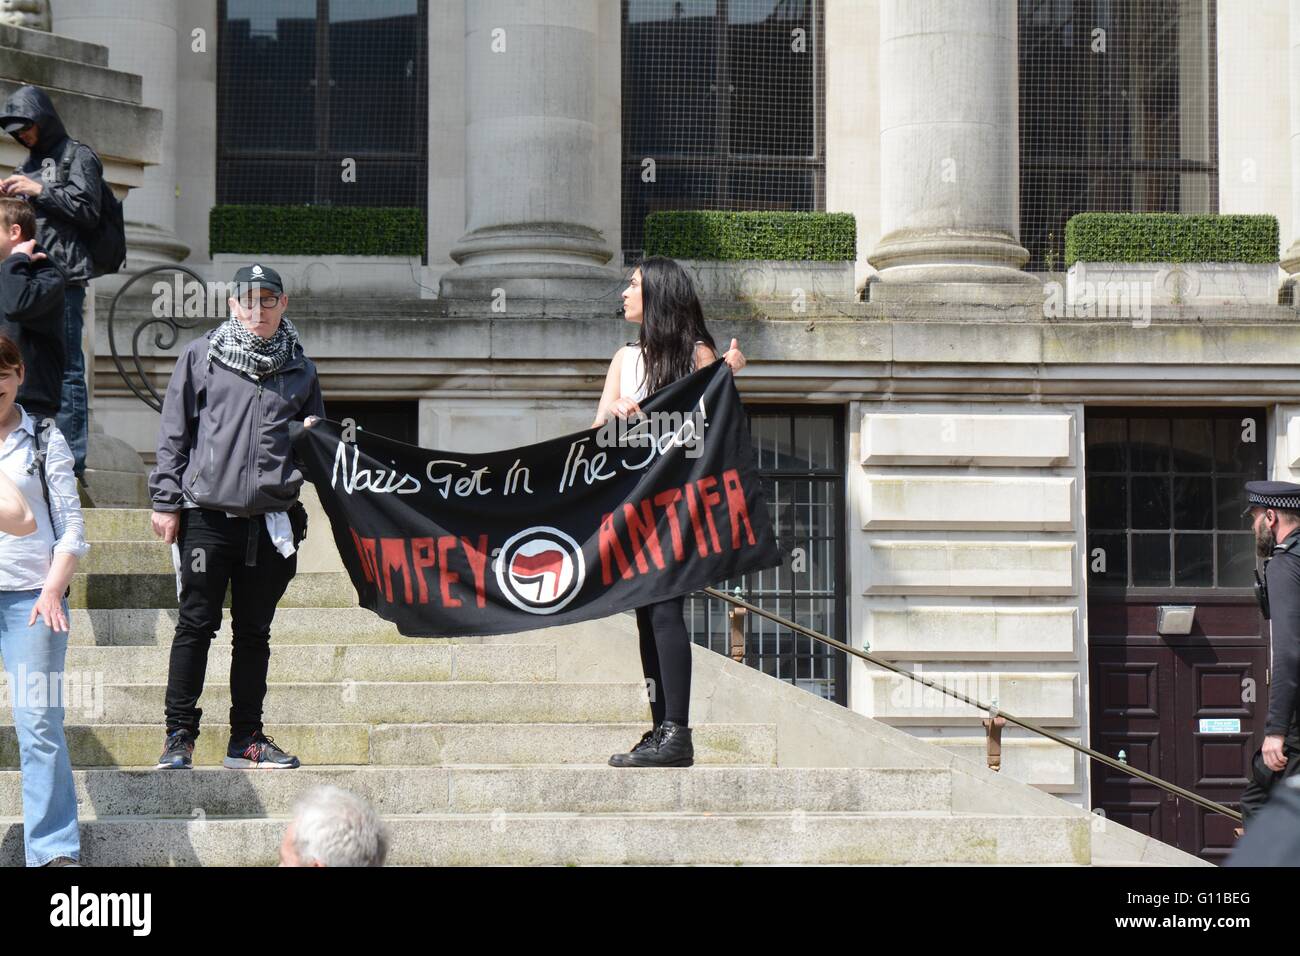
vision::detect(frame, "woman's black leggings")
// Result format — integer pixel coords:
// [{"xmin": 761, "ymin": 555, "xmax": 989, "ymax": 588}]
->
[{"xmin": 635, "ymin": 596, "xmax": 692, "ymax": 727}]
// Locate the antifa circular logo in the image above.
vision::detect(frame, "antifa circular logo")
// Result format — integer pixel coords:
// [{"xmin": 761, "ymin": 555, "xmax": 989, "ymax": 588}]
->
[{"xmin": 496, "ymin": 527, "xmax": 585, "ymax": 614}]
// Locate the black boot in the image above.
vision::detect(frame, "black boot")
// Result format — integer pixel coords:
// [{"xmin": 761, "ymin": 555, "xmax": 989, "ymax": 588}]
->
[
  {"xmin": 608, "ymin": 725, "xmax": 660, "ymax": 767},
  {"xmin": 622, "ymin": 720, "xmax": 693, "ymax": 768}
]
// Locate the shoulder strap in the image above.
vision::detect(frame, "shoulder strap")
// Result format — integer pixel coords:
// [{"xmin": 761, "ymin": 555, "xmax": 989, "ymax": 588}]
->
[
  {"xmin": 1264, "ymin": 529, "xmax": 1300, "ymax": 577},
  {"xmin": 29, "ymin": 419, "xmax": 53, "ymax": 521},
  {"xmin": 1275, "ymin": 532, "xmax": 1300, "ymax": 559},
  {"xmin": 57, "ymin": 139, "xmax": 81, "ymax": 182},
  {"xmin": 29, "ymin": 420, "xmax": 73, "ymax": 598}
]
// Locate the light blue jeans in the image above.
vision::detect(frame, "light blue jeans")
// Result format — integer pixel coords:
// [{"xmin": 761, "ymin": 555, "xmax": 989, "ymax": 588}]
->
[{"xmin": 0, "ymin": 589, "xmax": 79, "ymax": 865}]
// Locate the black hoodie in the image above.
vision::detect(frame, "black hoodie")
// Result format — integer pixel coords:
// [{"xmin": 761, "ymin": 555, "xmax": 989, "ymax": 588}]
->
[
  {"xmin": 0, "ymin": 85, "xmax": 102, "ymax": 283},
  {"xmin": 0, "ymin": 241, "xmax": 66, "ymax": 418}
]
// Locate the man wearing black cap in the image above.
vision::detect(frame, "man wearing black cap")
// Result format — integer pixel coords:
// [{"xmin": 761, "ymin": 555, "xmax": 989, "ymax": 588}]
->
[
  {"xmin": 1239, "ymin": 480, "xmax": 1300, "ymax": 825},
  {"xmin": 148, "ymin": 264, "xmax": 324, "ymax": 771}
]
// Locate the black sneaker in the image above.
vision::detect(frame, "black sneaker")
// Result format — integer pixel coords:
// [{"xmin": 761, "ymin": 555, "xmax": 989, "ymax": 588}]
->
[
  {"xmin": 156, "ymin": 729, "xmax": 195, "ymax": 769},
  {"xmin": 608, "ymin": 725, "xmax": 660, "ymax": 767},
  {"xmin": 621, "ymin": 721, "xmax": 694, "ymax": 768},
  {"xmin": 223, "ymin": 732, "xmax": 301, "ymax": 769}
]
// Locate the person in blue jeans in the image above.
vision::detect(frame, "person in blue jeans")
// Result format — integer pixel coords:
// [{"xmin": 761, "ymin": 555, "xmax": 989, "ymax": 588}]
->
[{"xmin": 0, "ymin": 334, "xmax": 87, "ymax": 866}]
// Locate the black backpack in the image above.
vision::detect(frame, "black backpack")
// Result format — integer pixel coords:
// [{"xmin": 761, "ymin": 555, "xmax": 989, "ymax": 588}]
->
[{"xmin": 58, "ymin": 139, "xmax": 126, "ymax": 278}]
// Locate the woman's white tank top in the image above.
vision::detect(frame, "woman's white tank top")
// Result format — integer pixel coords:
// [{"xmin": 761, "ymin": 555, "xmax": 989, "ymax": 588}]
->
[{"xmin": 620, "ymin": 341, "xmax": 710, "ymax": 402}]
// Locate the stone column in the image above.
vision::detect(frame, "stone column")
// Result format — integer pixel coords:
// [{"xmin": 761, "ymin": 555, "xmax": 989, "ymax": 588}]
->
[
  {"xmin": 1283, "ymin": 0, "xmax": 1300, "ymax": 276},
  {"xmin": 50, "ymin": 0, "xmax": 190, "ymax": 269},
  {"xmin": 438, "ymin": 0, "xmax": 621, "ymax": 311},
  {"xmin": 868, "ymin": 0, "xmax": 1037, "ymax": 296}
]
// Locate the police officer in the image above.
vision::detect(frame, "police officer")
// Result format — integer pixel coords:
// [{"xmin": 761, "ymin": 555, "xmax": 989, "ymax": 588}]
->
[{"xmin": 1240, "ymin": 480, "xmax": 1300, "ymax": 826}]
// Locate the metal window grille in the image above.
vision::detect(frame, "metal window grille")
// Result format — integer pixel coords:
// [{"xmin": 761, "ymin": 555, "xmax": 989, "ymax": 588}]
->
[
  {"xmin": 216, "ymin": 0, "xmax": 428, "ymax": 213},
  {"xmin": 621, "ymin": 0, "xmax": 826, "ymax": 264},
  {"xmin": 1019, "ymin": 0, "xmax": 1218, "ymax": 272},
  {"xmin": 686, "ymin": 407, "xmax": 846, "ymax": 703}
]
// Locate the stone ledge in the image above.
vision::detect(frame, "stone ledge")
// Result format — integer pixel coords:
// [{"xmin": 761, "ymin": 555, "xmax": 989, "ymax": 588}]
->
[
  {"xmin": 860, "ymin": 475, "xmax": 1075, "ymax": 531},
  {"xmin": 857, "ymin": 670, "xmax": 1078, "ymax": 725},
  {"xmin": 861, "ymin": 411, "xmax": 1074, "ymax": 466},
  {"xmin": 0, "ymin": 80, "xmax": 160, "ymax": 167},
  {"xmin": 0, "ymin": 21, "xmax": 108, "ymax": 67},
  {"xmin": 920, "ymin": 734, "xmax": 1079, "ymax": 790},
  {"xmin": 863, "ymin": 540, "xmax": 1076, "ymax": 595},
  {"xmin": 0, "ymin": 45, "xmax": 140, "ymax": 103},
  {"xmin": 867, "ymin": 605, "xmax": 1077, "ymax": 660}
]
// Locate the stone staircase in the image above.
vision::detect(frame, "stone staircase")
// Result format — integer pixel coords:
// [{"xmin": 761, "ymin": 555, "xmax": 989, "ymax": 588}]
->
[{"xmin": 0, "ymin": 508, "xmax": 1210, "ymax": 866}]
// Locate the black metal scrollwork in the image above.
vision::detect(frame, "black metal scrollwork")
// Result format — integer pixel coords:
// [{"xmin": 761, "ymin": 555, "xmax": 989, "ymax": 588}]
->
[{"xmin": 107, "ymin": 264, "xmax": 211, "ymax": 412}]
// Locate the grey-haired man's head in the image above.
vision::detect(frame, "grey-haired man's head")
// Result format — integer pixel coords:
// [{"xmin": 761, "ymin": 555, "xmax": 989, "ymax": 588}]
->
[{"xmin": 279, "ymin": 785, "xmax": 389, "ymax": 867}]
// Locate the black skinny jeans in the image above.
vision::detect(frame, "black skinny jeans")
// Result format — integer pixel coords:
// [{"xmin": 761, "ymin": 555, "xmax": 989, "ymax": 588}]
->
[
  {"xmin": 164, "ymin": 508, "xmax": 297, "ymax": 742},
  {"xmin": 635, "ymin": 596, "xmax": 692, "ymax": 727}
]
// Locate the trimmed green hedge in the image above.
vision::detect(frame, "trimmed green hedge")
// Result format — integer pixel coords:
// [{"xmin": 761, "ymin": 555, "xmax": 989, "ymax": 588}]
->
[
  {"xmin": 1064, "ymin": 213, "xmax": 1278, "ymax": 266},
  {"xmin": 209, "ymin": 205, "xmax": 426, "ymax": 257},
  {"xmin": 643, "ymin": 211, "xmax": 856, "ymax": 261}
]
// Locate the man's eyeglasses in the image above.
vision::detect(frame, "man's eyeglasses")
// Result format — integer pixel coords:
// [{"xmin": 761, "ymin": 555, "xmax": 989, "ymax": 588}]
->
[{"xmin": 238, "ymin": 294, "xmax": 282, "ymax": 309}]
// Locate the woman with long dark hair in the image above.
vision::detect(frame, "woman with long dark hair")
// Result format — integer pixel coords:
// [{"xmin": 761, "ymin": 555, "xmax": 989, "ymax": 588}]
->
[
  {"xmin": 0, "ymin": 334, "xmax": 85, "ymax": 865},
  {"xmin": 592, "ymin": 257, "xmax": 745, "ymax": 768}
]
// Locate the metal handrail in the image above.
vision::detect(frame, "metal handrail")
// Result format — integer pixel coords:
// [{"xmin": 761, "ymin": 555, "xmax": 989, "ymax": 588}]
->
[{"xmin": 702, "ymin": 586, "xmax": 1243, "ymax": 823}]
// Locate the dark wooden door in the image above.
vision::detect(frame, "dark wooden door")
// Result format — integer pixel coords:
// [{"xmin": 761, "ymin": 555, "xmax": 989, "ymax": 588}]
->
[
  {"xmin": 1085, "ymin": 408, "xmax": 1267, "ymax": 863},
  {"xmin": 1089, "ymin": 599, "xmax": 1267, "ymax": 863}
]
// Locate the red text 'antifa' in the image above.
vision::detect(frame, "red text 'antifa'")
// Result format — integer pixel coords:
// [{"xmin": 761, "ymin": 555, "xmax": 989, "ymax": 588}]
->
[
  {"xmin": 599, "ymin": 468, "xmax": 756, "ymax": 585},
  {"xmin": 346, "ymin": 467, "xmax": 758, "ymax": 608}
]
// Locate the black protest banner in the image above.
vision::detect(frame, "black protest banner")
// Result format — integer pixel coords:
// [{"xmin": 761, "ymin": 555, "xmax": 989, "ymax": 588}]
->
[{"xmin": 292, "ymin": 359, "xmax": 782, "ymax": 636}]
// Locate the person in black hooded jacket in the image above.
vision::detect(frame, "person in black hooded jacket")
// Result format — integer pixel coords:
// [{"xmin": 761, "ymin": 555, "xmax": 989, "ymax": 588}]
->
[
  {"xmin": 0, "ymin": 84, "xmax": 102, "ymax": 479},
  {"xmin": 0, "ymin": 197, "xmax": 65, "ymax": 422}
]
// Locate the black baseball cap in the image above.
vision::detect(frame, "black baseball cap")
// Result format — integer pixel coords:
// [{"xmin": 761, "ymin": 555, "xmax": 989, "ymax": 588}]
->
[
  {"xmin": 1, "ymin": 118, "xmax": 32, "ymax": 135},
  {"xmin": 232, "ymin": 262, "xmax": 285, "ymax": 296}
]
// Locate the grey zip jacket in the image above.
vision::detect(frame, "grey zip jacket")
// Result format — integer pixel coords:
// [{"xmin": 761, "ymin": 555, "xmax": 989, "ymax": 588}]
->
[{"xmin": 149, "ymin": 329, "xmax": 326, "ymax": 517}]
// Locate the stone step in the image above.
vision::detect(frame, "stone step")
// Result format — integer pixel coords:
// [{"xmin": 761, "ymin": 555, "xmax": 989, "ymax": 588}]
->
[
  {"xmin": 65, "ymin": 608, "xmax": 631, "ymax": 645},
  {"xmin": 83, "ymin": 509, "xmax": 160, "ymax": 541},
  {"xmin": 68, "ymin": 608, "xmax": 419, "ymax": 645},
  {"xmin": 0, "ymin": 22, "xmax": 111, "ymax": 68},
  {"xmin": 3, "ymin": 44, "xmax": 141, "ymax": 103},
  {"xmin": 81, "ymin": 539, "xmax": 187, "ymax": 575},
  {"xmin": 0, "ymin": 83, "xmax": 157, "ymax": 168},
  {"xmin": 0, "ymin": 723, "xmax": 776, "ymax": 768},
  {"xmin": 0, "ymin": 812, "xmax": 1089, "ymax": 865},
  {"xmin": 0, "ymin": 682, "xmax": 650, "ymax": 726},
  {"xmin": 64, "ymin": 643, "xmax": 558, "ymax": 684},
  {"xmin": 0, "ymin": 766, "xmax": 953, "ymax": 817},
  {"xmin": 70, "ymin": 572, "xmax": 356, "ymax": 609}
]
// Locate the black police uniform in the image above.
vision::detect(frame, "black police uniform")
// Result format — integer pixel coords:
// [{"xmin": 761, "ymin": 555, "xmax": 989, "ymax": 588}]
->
[{"xmin": 1240, "ymin": 481, "xmax": 1300, "ymax": 827}]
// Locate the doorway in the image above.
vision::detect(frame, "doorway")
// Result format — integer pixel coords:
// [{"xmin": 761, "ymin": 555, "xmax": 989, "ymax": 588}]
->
[{"xmin": 1085, "ymin": 408, "xmax": 1267, "ymax": 863}]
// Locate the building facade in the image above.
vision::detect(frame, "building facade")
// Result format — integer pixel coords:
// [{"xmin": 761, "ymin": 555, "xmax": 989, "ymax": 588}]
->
[{"xmin": 8, "ymin": 0, "xmax": 1298, "ymax": 859}]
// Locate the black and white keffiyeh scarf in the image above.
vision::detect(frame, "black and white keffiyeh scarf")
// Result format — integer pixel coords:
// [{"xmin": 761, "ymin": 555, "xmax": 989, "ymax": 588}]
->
[{"xmin": 207, "ymin": 315, "xmax": 300, "ymax": 379}]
